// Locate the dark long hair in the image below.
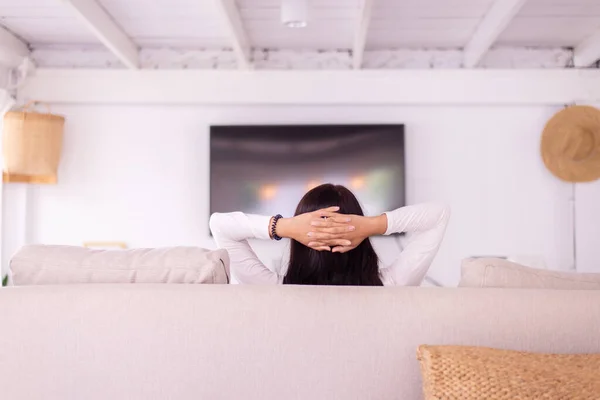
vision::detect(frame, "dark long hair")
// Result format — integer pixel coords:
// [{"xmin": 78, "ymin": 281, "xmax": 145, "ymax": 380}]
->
[{"xmin": 283, "ymin": 184, "xmax": 383, "ymax": 286}]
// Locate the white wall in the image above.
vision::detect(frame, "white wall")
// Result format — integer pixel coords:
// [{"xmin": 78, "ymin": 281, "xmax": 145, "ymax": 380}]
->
[
  {"xmin": 575, "ymin": 182, "xmax": 600, "ymax": 273},
  {"xmin": 0, "ymin": 73, "xmax": 15, "ymax": 282},
  {"xmin": 3, "ymin": 103, "xmax": 592, "ymax": 285},
  {"xmin": 0, "ymin": 67, "xmax": 8, "ymax": 89}
]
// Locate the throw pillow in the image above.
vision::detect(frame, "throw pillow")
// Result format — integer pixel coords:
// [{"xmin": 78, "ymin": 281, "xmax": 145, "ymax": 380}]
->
[
  {"xmin": 9, "ymin": 245, "xmax": 230, "ymax": 285},
  {"xmin": 417, "ymin": 345, "xmax": 600, "ymax": 400},
  {"xmin": 459, "ymin": 257, "xmax": 600, "ymax": 289}
]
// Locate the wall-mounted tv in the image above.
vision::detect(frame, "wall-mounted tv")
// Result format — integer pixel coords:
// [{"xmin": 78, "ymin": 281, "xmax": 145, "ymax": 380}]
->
[{"xmin": 210, "ymin": 124, "xmax": 405, "ymax": 218}]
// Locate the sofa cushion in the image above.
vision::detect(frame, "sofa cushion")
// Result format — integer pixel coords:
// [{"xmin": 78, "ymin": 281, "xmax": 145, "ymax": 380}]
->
[
  {"xmin": 417, "ymin": 345, "xmax": 600, "ymax": 400},
  {"xmin": 459, "ymin": 257, "xmax": 600, "ymax": 289},
  {"xmin": 9, "ymin": 245, "xmax": 229, "ymax": 285}
]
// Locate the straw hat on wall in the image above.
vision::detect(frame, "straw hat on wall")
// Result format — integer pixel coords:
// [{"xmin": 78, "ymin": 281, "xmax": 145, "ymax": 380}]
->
[{"xmin": 541, "ymin": 105, "xmax": 600, "ymax": 183}]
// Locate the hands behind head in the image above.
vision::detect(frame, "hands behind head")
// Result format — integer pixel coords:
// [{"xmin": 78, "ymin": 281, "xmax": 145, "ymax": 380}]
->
[
  {"xmin": 282, "ymin": 206, "xmax": 387, "ymax": 253},
  {"xmin": 307, "ymin": 210, "xmax": 369, "ymax": 253},
  {"xmin": 277, "ymin": 206, "xmax": 387, "ymax": 253},
  {"xmin": 276, "ymin": 207, "xmax": 350, "ymax": 250}
]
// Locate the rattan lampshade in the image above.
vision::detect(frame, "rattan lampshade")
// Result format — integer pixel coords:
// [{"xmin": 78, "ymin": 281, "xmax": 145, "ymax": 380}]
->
[
  {"xmin": 541, "ymin": 105, "xmax": 600, "ymax": 183},
  {"xmin": 2, "ymin": 102, "xmax": 64, "ymax": 184}
]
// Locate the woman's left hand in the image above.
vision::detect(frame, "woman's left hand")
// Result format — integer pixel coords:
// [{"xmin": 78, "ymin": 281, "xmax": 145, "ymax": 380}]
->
[
  {"xmin": 307, "ymin": 214, "xmax": 388, "ymax": 253},
  {"xmin": 275, "ymin": 207, "xmax": 355, "ymax": 251}
]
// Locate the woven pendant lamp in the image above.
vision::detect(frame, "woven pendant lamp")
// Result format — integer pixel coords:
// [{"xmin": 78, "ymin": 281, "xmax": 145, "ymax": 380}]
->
[{"xmin": 2, "ymin": 101, "xmax": 65, "ymax": 184}]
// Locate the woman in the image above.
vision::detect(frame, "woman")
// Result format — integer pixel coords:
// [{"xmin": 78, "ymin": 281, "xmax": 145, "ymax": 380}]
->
[{"xmin": 210, "ymin": 183, "xmax": 450, "ymax": 286}]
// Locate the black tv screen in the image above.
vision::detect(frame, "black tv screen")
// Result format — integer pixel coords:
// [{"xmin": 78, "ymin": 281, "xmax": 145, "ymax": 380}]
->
[{"xmin": 210, "ymin": 124, "xmax": 405, "ymax": 218}]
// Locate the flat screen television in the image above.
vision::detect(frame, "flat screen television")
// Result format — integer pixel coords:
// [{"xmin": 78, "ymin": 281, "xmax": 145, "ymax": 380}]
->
[{"xmin": 210, "ymin": 124, "xmax": 405, "ymax": 219}]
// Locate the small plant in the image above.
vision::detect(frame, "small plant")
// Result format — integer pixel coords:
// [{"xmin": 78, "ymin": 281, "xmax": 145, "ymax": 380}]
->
[{"xmin": 2, "ymin": 275, "xmax": 7, "ymax": 287}]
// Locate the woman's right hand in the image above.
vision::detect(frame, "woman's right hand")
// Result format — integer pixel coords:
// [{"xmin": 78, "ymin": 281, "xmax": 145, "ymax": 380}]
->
[
  {"xmin": 307, "ymin": 214, "xmax": 388, "ymax": 253},
  {"xmin": 275, "ymin": 207, "xmax": 355, "ymax": 251}
]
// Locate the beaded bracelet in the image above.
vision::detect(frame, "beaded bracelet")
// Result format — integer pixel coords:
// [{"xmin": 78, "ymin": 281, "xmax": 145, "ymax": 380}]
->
[{"xmin": 271, "ymin": 214, "xmax": 283, "ymax": 241}]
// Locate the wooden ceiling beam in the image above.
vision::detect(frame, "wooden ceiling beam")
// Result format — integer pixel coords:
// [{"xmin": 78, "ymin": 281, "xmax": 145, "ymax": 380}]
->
[
  {"xmin": 59, "ymin": 0, "xmax": 139, "ymax": 69},
  {"xmin": 352, "ymin": 0, "xmax": 375, "ymax": 69},
  {"xmin": 214, "ymin": 0, "xmax": 252, "ymax": 69},
  {"xmin": 19, "ymin": 69, "xmax": 600, "ymax": 105},
  {"xmin": 0, "ymin": 25, "xmax": 30, "ymax": 68},
  {"xmin": 574, "ymin": 29, "xmax": 600, "ymax": 67},
  {"xmin": 463, "ymin": 0, "xmax": 527, "ymax": 68}
]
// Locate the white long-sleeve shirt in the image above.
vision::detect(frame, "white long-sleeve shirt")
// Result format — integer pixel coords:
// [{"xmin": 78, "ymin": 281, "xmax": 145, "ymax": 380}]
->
[{"xmin": 209, "ymin": 203, "xmax": 450, "ymax": 286}]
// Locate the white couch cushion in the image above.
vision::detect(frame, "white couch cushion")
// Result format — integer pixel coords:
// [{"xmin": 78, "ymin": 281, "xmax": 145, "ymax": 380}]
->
[
  {"xmin": 459, "ymin": 257, "xmax": 600, "ymax": 289},
  {"xmin": 9, "ymin": 245, "xmax": 229, "ymax": 285}
]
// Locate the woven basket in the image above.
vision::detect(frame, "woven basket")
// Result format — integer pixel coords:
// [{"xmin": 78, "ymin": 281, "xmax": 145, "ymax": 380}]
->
[
  {"xmin": 417, "ymin": 345, "xmax": 600, "ymax": 400},
  {"xmin": 2, "ymin": 101, "xmax": 64, "ymax": 184}
]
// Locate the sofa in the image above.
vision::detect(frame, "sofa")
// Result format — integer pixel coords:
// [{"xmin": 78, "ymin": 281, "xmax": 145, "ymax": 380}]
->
[{"xmin": 1, "ymin": 284, "xmax": 600, "ymax": 400}]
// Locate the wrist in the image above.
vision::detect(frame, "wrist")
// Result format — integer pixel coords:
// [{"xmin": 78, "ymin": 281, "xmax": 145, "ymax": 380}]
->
[
  {"xmin": 367, "ymin": 214, "xmax": 388, "ymax": 236},
  {"xmin": 275, "ymin": 217, "xmax": 293, "ymax": 239}
]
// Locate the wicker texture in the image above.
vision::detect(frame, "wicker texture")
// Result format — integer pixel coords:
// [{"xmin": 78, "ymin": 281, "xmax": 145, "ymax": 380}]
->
[
  {"xmin": 417, "ymin": 345, "xmax": 600, "ymax": 400},
  {"xmin": 2, "ymin": 102, "xmax": 64, "ymax": 184},
  {"xmin": 541, "ymin": 105, "xmax": 600, "ymax": 183}
]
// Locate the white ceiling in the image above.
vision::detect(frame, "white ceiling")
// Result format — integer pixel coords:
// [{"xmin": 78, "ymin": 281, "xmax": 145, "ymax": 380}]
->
[
  {"xmin": 97, "ymin": 0, "xmax": 231, "ymax": 48},
  {"xmin": 498, "ymin": 0, "xmax": 600, "ymax": 46},
  {"xmin": 237, "ymin": 0, "xmax": 360, "ymax": 49},
  {"xmin": 368, "ymin": 0, "xmax": 495, "ymax": 49},
  {"xmin": 1, "ymin": 0, "xmax": 600, "ymax": 68},
  {"xmin": 0, "ymin": 0, "xmax": 98, "ymax": 44}
]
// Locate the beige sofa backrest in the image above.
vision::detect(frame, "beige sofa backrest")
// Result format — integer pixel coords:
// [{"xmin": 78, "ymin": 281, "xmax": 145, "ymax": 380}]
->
[{"xmin": 1, "ymin": 285, "xmax": 599, "ymax": 400}]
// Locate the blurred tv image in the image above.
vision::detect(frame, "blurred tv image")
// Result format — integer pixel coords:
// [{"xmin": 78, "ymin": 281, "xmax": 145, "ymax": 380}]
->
[{"xmin": 210, "ymin": 124, "xmax": 405, "ymax": 218}]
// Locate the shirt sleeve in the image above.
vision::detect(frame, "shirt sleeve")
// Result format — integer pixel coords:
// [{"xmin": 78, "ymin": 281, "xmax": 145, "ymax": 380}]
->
[
  {"xmin": 209, "ymin": 212, "xmax": 282, "ymax": 285},
  {"xmin": 379, "ymin": 203, "xmax": 450, "ymax": 286}
]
